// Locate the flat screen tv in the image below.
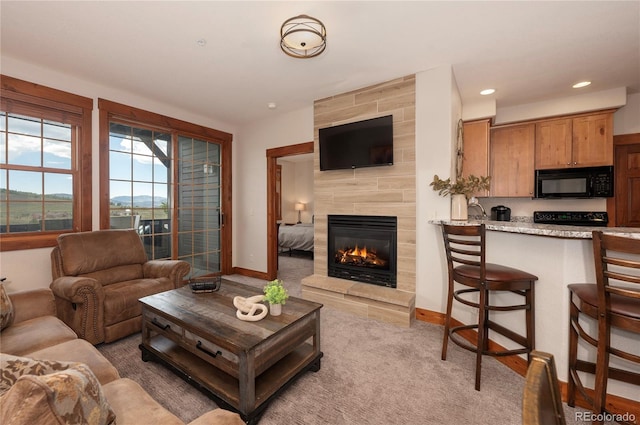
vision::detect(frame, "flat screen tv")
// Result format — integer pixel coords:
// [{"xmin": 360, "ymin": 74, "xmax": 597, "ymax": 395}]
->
[{"xmin": 319, "ymin": 115, "xmax": 393, "ymax": 171}]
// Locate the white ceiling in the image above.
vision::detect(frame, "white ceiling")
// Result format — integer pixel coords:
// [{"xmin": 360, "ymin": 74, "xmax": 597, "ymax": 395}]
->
[{"xmin": 1, "ymin": 1, "xmax": 638, "ymax": 127}]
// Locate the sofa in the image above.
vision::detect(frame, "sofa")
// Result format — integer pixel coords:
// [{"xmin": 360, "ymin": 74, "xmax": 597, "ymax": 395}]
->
[
  {"xmin": 50, "ymin": 229, "xmax": 191, "ymax": 344},
  {"xmin": 0, "ymin": 285, "xmax": 244, "ymax": 425}
]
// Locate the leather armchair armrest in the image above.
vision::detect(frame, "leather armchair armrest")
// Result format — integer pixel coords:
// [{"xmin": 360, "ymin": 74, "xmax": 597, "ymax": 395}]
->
[
  {"xmin": 50, "ymin": 276, "xmax": 104, "ymax": 304},
  {"xmin": 143, "ymin": 260, "xmax": 191, "ymax": 287},
  {"xmin": 49, "ymin": 276, "xmax": 105, "ymax": 344},
  {"xmin": 8, "ymin": 288, "xmax": 57, "ymax": 324}
]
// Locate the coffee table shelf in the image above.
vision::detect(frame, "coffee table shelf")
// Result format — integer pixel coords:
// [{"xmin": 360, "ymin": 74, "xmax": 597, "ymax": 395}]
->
[
  {"xmin": 143, "ymin": 335, "xmax": 320, "ymax": 410},
  {"xmin": 139, "ymin": 281, "xmax": 323, "ymax": 424}
]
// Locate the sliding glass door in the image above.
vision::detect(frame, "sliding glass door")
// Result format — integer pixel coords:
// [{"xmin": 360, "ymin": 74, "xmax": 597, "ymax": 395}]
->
[
  {"xmin": 107, "ymin": 123, "xmax": 223, "ymax": 276},
  {"xmin": 109, "ymin": 123, "xmax": 172, "ymax": 259},
  {"xmin": 100, "ymin": 99, "xmax": 232, "ymax": 278},
  {"xmin": 177, "ymin": 136, "xmax": 221, "ymax": 276}
]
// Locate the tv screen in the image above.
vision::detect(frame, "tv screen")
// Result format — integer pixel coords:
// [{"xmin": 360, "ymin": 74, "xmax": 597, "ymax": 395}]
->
[{"xmin": 319, "ymin": 115, "xmax": 393, "ymax": 171}]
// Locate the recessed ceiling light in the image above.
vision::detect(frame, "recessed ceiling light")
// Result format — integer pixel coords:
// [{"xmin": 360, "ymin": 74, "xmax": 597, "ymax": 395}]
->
[
  {"xmin": 267, "ymin": 102, "xmax": 277, "ymax": 110},
  {"xmin": 196, "ymin": 39, "xmax": 207, "ymax": 47},
  {"xmin": 572, "ymin": 81, "xmax": 591, "ymax": 88},
  {"xmin": 480, "ymin": 89, "xmax": 495, "ymax": 96}
]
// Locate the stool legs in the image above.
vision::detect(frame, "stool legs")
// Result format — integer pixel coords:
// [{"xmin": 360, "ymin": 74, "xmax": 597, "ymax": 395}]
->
[
  {"xmin": 567, "ymin": 296, "xmax": 580, "ymax": 408},
  {"xmin": 441, "ymin": 282, "xmax": 535, "ymax": 391},
  {"xmin": 441, "ymin": 275, "xmax": 455, "ymax": 361},
  {"xmin": 526, "ymin": 284, "xmax": 535, "ymax": 362},
  {"xmin": 593, "ymin": 315, "xmax": 612, "ymax": 425},
  {"xmin": 566, "ymin": 287, "xmax": 612, "ymax": 423},
  {"xmin": 475, "ymin": 287, "xmax": 488, "ymax": 391}
]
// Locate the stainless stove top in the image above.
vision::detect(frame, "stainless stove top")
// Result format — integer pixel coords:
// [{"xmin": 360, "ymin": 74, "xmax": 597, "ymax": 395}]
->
[{"xmin": 533, "ymin": 211, "xmax": 608, "ymax": 227}]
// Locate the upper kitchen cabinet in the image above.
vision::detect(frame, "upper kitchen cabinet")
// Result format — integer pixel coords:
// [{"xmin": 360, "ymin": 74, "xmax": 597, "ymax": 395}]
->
[
  {"xmin": 490, "ymin": 124, "xmax": 535, "ymax": 197},
  {"xmin": 572, "ymin": 112, "xmax": 613, "ymax": 167},
  {"xmin": 462, "ymin": 119, "xmax": 491, "ymax": 197},
  {"xmin": 535, "ymin": 118, "xmax": 572, "ymax": 169},
  {"xmin": 535, "ymin": 111, "xmax": 614, "ymax": 169}
]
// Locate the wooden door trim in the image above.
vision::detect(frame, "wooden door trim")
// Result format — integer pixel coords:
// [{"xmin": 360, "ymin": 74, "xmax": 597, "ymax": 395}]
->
[
  {"xmin": 266, "ymin": 142, "xmax": 314, "ymax": 280},
  {"xmin": 613, "ymin": 133, "xmax": 640, "ymax": 146},
  {"xmin": 607, "ymin": 133, "xmax": 640, "ymax": 226}
]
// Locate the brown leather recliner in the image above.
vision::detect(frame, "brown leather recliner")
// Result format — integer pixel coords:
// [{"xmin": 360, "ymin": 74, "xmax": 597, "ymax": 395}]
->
[{"xmin": 50, "ymin": 229, "xmax": 191, "ymax": 345}]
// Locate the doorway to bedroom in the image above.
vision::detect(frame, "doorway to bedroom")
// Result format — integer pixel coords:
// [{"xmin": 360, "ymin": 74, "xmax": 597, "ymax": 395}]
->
[{"xmin": 266, "ymin": 141, "xmax": 314, "ymax": 280}]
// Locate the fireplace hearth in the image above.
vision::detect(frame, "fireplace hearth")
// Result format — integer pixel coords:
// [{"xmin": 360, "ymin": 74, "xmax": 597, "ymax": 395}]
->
[{"xmin": 327, "ymin": 215, "xmax": 397, "ymax": 288}]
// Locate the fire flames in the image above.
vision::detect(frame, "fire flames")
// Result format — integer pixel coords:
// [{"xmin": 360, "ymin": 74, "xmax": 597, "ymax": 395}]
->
[{"xmin": 335, "ymin": 244, "xmax": 388, "ymax": 268}]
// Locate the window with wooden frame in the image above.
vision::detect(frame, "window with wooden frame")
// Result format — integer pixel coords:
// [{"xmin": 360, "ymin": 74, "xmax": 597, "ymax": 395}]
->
[
  {"xmin": 0, "ymin": 75, "xmax": 92, "ymax": 251},
  {"xmin": 98, "ymin": 99, "xmax": 233, "ymax": 276}
]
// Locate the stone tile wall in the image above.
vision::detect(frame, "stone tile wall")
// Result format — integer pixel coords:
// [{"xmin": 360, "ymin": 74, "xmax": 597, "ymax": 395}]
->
[{"xmin": 301, "ymin": 75, "xmax": 416, "ymax": 326}]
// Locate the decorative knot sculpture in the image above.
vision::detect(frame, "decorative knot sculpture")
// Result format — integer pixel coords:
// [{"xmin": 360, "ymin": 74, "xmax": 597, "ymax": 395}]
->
[{"xmin": 233, "ymin": 295, "xmax": 267, "ymax": 321}]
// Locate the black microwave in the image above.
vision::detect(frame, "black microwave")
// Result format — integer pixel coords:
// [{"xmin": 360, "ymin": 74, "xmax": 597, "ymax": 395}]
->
[{"xmin": 534, "ymin": 166, "xmax": 614, "ymax": 198}]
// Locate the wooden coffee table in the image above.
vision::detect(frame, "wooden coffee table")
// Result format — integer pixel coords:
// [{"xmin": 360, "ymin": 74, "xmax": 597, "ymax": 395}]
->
[{"xmin": 138, "ymin": 279, "xmax": 323, "ymax": 424}]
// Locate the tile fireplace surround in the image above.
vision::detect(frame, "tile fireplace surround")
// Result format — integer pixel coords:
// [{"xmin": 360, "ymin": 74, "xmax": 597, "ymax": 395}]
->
[{"xmin": 301, "ymin": 75, "xmax": 417, "ymax": 327}]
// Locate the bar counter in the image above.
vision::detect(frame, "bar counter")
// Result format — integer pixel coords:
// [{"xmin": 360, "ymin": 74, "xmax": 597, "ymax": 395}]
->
[
  {"xmin": 428, "ymin": 217, "xmax": 640, "ymax": 402},
  {"xmin": 430, "ymin": 218, "xmax": 640, "ymax": 239}
]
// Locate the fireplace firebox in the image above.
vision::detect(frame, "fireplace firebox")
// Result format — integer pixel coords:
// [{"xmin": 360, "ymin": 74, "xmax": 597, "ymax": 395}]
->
[{"xmin": 327, "ymin": 215, "xmax": 397, "ymax": 288}]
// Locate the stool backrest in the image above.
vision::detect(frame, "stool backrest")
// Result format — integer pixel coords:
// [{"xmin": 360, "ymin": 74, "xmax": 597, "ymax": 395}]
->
[
  {"xmin": 441, "ymin": 224, "xmax": 485, "ymax": 279},
  {"xmin": 592, "ymin": 231, "xmax": 640, "ymax": 318},
  {"xmin": 522, "ymin": 351, "xmax": 567, "ymax": 425}
]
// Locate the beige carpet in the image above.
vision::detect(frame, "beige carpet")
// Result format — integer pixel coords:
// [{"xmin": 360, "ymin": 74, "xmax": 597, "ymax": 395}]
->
[{"xmin": 98, "ymin": 255, "xmax": 610, "ymax": 424}]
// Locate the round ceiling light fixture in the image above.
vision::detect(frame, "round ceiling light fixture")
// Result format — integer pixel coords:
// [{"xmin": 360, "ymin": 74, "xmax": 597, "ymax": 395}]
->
[
  {"xmin": 480, "ymin": 88, "xmax": 496, "ymax": 96},
  {"xmin": 572, "ymin": 81, "xmax": 591, "ymax": 88},
  {"xmin": 280, "ymin": 14, "xmax": 326, "ymax": 59}
]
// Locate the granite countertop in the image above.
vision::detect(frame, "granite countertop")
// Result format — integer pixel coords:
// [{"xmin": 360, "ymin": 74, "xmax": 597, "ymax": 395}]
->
[{"xmin": 429, "ymin": 217, "xmax": 640, "ymax": 240}]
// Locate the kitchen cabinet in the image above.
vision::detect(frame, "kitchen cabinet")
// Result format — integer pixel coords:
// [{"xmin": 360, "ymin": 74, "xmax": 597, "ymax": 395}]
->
[
  {"xmin": 572, "ymin": 112, "xmax": 613, "ymax": 167},
  {"xmin": 462, "ymin": 119, "xmax": 490, "ymax": 197},
  {"xmin": 535, "ymin": 111, "xmax": 613, "ymax": 169},
  {"xmin": 535, "ymin": 118, "xmax": 572, "ymax": 169},
  {"xmin": 490, "ymin": 124, "xmax": 535, "ymax": 197}
]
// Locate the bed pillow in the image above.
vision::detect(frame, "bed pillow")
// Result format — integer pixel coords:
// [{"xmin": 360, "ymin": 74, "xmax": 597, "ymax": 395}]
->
[
  {"xmin": 0, "ymin": 362, "xmax": 116, "ymax": 425},
  {"xmin": 0, "ymin": 283, "xmax": 14, "ymax": 331}
]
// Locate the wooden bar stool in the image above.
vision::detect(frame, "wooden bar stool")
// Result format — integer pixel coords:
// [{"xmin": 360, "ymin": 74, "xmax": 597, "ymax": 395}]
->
[
  {"xmin": 440, "ymin": 223, "xmax": 538, "ymax": 391},
  {"xmin": 567, "ymin": 231, "xmax": 640, "ymax": 424}
]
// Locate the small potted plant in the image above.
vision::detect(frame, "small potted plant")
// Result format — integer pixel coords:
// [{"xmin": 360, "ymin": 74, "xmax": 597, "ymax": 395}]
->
[
  {"xmin": 263, "ymin": 279, "xmax": 289, "ymax": 316},
  {"xmin": 430, "ymin": 174, "xmax": 491, "ymax": 221}
]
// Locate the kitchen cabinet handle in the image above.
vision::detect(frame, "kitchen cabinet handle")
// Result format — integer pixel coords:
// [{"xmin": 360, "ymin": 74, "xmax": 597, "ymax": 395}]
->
[{"xmin": 196, "ymin": 340, "xmax": 222, "ymax": 358}]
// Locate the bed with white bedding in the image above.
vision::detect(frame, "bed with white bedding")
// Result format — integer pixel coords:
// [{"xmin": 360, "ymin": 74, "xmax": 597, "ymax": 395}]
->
[{"xmin": 278, "ymin": 223, "xmax": 314, "ymax": 253}]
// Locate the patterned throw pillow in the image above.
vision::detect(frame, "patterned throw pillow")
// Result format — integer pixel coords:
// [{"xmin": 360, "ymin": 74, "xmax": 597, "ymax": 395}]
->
[
  {"xmin": 0, "ymin": 283, "xmax": 14, "ymax": 331},
  {"xmin": 0, "ymin": 362, "xmax": 116, "ymax": 425},
  {"xmin": 0, "ymin": 354, "xmax": 77, "ymax": 396}
]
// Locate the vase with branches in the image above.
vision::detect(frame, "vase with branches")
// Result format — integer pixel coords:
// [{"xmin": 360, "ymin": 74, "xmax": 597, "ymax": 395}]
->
[
  {"xmin": 429, "ymin": 174, "xmax": 491, "ymax": 198},
  {"xmin": 430, "ymin": 174, "xmax": 491, "ymax": 221}
]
